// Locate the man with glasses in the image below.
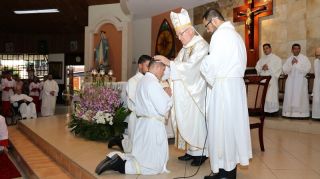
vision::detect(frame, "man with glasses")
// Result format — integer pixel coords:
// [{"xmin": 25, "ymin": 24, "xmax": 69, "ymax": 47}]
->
[
  {"xmin": 200, "ymin": 8, "xmax": 252, "ymax": 179},
  {"xmin": 154, "ymin": 8, "xmax": 209, "ymax": 166}
]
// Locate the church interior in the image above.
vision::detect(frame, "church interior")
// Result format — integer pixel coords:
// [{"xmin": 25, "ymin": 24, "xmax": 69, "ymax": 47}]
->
[{"xmin": 1, "ymin": 0, "xmax": 320, "ymax": 178}]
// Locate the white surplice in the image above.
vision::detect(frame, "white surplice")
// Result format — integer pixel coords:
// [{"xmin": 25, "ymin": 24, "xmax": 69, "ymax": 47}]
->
[
  {"xmin": 123, "ymin": 72, "xmax": 172, "ymax": 175},
  {"xmin": 29, "ymin": 82, "xmax": 41, "ymax": 97},
  {"xmin": 312, "ymin": 58, "xmax": 320, "ymax": 119},
  {"xmin": 282, "ymin": 54, "xmax": 311, "ymax": 117},
  {"xmin": 10, "ymin": 94, "xmax": 37, "ymax": 119},
  {"xmin": 41, "ymin": 80, "xmax": 59, "ymax": 117},
  {"xmin": 0, "ymin": 115, "xmax": 8, "ymax": 140},
  {"xmin": 1, "ymin": 78, "xmax": 15, "ymax": 101},
  {"xmin": 255, "ymin": 53, "xmax": 282, "ymax": 113},
  {"xmin": 169, "ymin": 35, "xmax": 209, "ymax": 156},
  {"xmin": 200, "ymin": 21, "xmax": 252, "ymax": 173},
  {"xmin": 122, "ymin": 72, "xmax": 144, "ymax": 153}
]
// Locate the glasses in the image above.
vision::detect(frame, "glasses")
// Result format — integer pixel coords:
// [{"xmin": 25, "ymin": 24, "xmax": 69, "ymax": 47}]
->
[
  {"xmin": 204, "ymin": 20, "xmax": 211, "ymax": 29},
  {"xmin": 176, "ymin": 28, "xmax": 189, "ymax": 38}
]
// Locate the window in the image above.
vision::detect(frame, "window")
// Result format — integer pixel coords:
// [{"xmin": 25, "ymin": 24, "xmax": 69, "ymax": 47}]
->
[{"xmin": 0, "ymin": 54, "xmax": 48, "ymax": 79}]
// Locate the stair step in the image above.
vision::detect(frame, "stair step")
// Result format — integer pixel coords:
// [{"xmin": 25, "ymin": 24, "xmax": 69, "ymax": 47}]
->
[{"xmin": 8, "ymin": 126, "xmax": 72, "ymax": 179}]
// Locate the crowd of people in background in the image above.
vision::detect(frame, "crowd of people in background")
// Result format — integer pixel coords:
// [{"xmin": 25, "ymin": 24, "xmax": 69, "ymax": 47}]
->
[
  {"xmin": 0, "ymin": 72, "xmax": 59, "ymax": 120},
  {"xmin": 256, "ymin": 43, "xmax": 320, "ymax": 119}
]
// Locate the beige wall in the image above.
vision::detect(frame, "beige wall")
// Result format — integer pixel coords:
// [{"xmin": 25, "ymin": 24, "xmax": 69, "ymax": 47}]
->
[{"xmin": 195, "ymin": 0, "xmax": 320, "ymax": 71}]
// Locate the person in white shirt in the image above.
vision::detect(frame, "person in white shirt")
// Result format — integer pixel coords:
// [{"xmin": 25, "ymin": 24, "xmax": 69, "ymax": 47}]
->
[
  {"xmin": 41, "ymin": 74, "xmax": 59, "ymax": 117},
  {"xmin": 10, "ymin": 89, "xmax": 37, "ymax": 119},
  {"xmin": 312, "ymin": 47, "xmax": 320, "ymax": 119},
  {"xmin": 1, "ymin": 72, "xmax": 15, "ymax": 117},
  {"xmin": 95, "ymin": 60, "xmax": 172, "ymax": 175},
  {"xmin": 108, "ymin": 55, "xmax": 151, "ymax": 152},
  {"xmin": 282, "ymin": 43, "xmax": 311, "ymax": 118},
  {"xmin": 200, "ymin": 8, "xmax": 252, "ymax": 179},
  {"xmin": 29, "ymin": 77, "xmax": 41, "ymax": 113},
  {"xmin": 255, "ymin": 43, "xmax": 282, "ymax": 113},
  {"xmin": 0, "ymin": 115, "xmax": 9, "ymax": 153}
]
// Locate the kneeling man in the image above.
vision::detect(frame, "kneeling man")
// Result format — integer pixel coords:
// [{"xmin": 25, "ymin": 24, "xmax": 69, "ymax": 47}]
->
[{"xmin": 95, "ymin": 60, "xmax": 173, "ymax": 175}]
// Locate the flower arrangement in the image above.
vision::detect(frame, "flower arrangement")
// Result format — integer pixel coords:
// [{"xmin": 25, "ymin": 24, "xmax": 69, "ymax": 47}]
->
[{"xmin": 68, "ymin": 85, "xmax": 130, "ymax": 141}]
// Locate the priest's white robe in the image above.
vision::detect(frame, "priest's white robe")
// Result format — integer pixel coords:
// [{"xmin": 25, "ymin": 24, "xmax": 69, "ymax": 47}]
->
[
  {"xmin": 10, "ymin": 94, "xmax": 37, "ymax": 119},
  {"xmin": 124, "ymin": 72, "xmax": 172, "ymax": 175},
  {"xmin": 122, "ymin": 72, "xmax": 144, "ymax": 153},
  {"xmin": 200, "ymin": 21, "xmax": 252, "ymax": 173},
  {"xmin": 255, "ymin": 53, "xmax": 282, "ymax": 113},
  {"xmin": 41, "ymin": 80, "xmax": 59, "ymax": 117},
  {"xmin": 312, "ymin": 58, "xmax": 320, "ymax": 119},
  {"xmin": 169, "ymin": 35, "xmax": 209, "ymax": 156},
  {"xmin": 282, "ymin": 54, "xmax": 311, "ymax": 117}
]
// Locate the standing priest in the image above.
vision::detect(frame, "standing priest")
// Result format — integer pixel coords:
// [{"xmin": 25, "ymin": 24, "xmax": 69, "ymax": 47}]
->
[
  {"xmin": 41, "ymin": 74, "xmax": 59, "ymax": 117},
  {"xmin": 282, "ymin": 44, "xmax": 311, "ymax": 118},
  {"xmin": 312, "ymin": 47, "xmax": 320, "ymax": 119},
  {"xmin": 200, "ymin": 8, "xmax": 252, "ymax": 179},
  {"xmin": 255, "ymin": 43, "xmax": 282, "ymax": 113}
]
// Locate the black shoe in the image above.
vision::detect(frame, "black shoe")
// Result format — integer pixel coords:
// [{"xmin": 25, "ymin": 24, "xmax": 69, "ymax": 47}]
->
[
  {"xmin": 95, "ymin": 156, "xmax": 111, "ymax": 174},
  {"xmin": 108, "ymin": 136, "xmax": 123, "ymax": 151},
  {"xmin": 219, "ymin": 167, "xmax": 237, "ymax": 179},
  {"xmin": 95, "ymin": 154, "xmax": 125, "ymax": 175},
  {"xmin": 204, "ymin": 173, "xmax": 219, "ymax": 179},
  {"xmin": 178, "ymin": 153, "xmax": 193, "ymax": 161},
  {"xmin": 191, "ymin": 156, "xmax": 207, "ymax": 166}
]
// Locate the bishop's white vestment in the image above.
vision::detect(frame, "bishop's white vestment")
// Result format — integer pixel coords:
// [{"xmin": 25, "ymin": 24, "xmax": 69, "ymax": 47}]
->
[
  {"xmin": 122, "ymin": 72, "xmax": 144, "ymax": 153},
  {"xmin": 312, "ymin": 58, "xmax": 320, "ymax": 119},
  {"xmin": 41, "ymin": 79, "xmax": 59, "ymax": 117},
  {"xmin": 169, "ymin": 35, "xmax": 209, "ymax": 156},
  {"xmin": 255, "ymin": 53, "xmax": 282, "ymax": 113},
  {"xmin": 124, "ymin": 72, "xmax": 172, "ymax": 175},
  {"xmin": 200, "ymin": 21, "xmax": 252, "ymax": 173},
  {"xmin": 282, "ymin": 54, "xmax": 311, "ymax": 117}
]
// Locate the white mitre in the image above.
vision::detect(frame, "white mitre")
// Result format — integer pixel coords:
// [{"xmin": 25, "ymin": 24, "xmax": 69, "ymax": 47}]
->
[{"xmin": 170, "ymin": 8, "xmax": 192, "ymax": 31}]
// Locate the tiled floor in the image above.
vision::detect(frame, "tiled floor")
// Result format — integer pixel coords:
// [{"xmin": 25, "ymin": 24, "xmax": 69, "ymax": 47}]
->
[{"xmin": 9, "ymin": 105, "xmax": 320, "ymax": 179}]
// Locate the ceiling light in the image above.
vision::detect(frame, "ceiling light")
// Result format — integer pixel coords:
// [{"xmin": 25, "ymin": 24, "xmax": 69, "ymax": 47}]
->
[{"xmin": 14, "ymin": 9, "xmax": 59, "ymax": 14}]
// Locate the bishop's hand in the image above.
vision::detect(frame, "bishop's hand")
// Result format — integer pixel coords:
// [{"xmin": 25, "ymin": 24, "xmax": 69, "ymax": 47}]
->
[{"xmin": 153, "ymin": 55, "xmax": 170, "ymax": 66}]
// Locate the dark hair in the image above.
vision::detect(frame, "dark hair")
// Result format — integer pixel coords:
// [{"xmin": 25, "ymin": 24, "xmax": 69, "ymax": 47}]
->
[
  {"xmin": 138, "ymin": 55, "xmax": 152, "ymax": 64},
  {"xmin": 263, "ymin": 43, "xmax": 271, "ymax": 48},
  {"xmin": 202, "ymin": 8, "xmax": 225, "ymax": 21},
  {"xmin": 148, "ymin": 59, "xmax": 165, "ymax": 68},
  {"xmin": 292, "ymin": 43, "xmax": 301, "ymax": 49}
]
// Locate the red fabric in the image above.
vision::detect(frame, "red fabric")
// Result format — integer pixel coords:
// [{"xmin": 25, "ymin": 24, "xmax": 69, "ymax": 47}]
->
[
  {"xmin": 31, "ymin": 96, "xmax": 41, "ymax": 113},
  {"xmin": 1, "ymin": 101, "xmax": 11, "ymax": 117},
  {"xmin": 0, "ymin": 152, "xmax": 21, "ymax": 179},
  {"xmin": 0, "ymin": 139, "xmax": 8, "ymax": 147}
]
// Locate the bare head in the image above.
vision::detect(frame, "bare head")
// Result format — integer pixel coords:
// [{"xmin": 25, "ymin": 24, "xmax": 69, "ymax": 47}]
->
[
  {"xmin": 291, "ymin": 43, "xmax": 301, "ymax": 56},
  {"xmin": 263, "ymin": 43, "xmax": 272, "ymax": 55},
  {"xmin": 48, "ymin": 74, "xmax": 53, "ymax": 80},
  {"xmin": 148, "ymin": 60, "xmax": 166, "ymax": 80},
  {"xmin": 138, "ymin": 55, "xmax": 152, "ymax": 74},
  {"xmin": 202, "ymin": 8, "xmax": 225, "ymax": 34}
]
